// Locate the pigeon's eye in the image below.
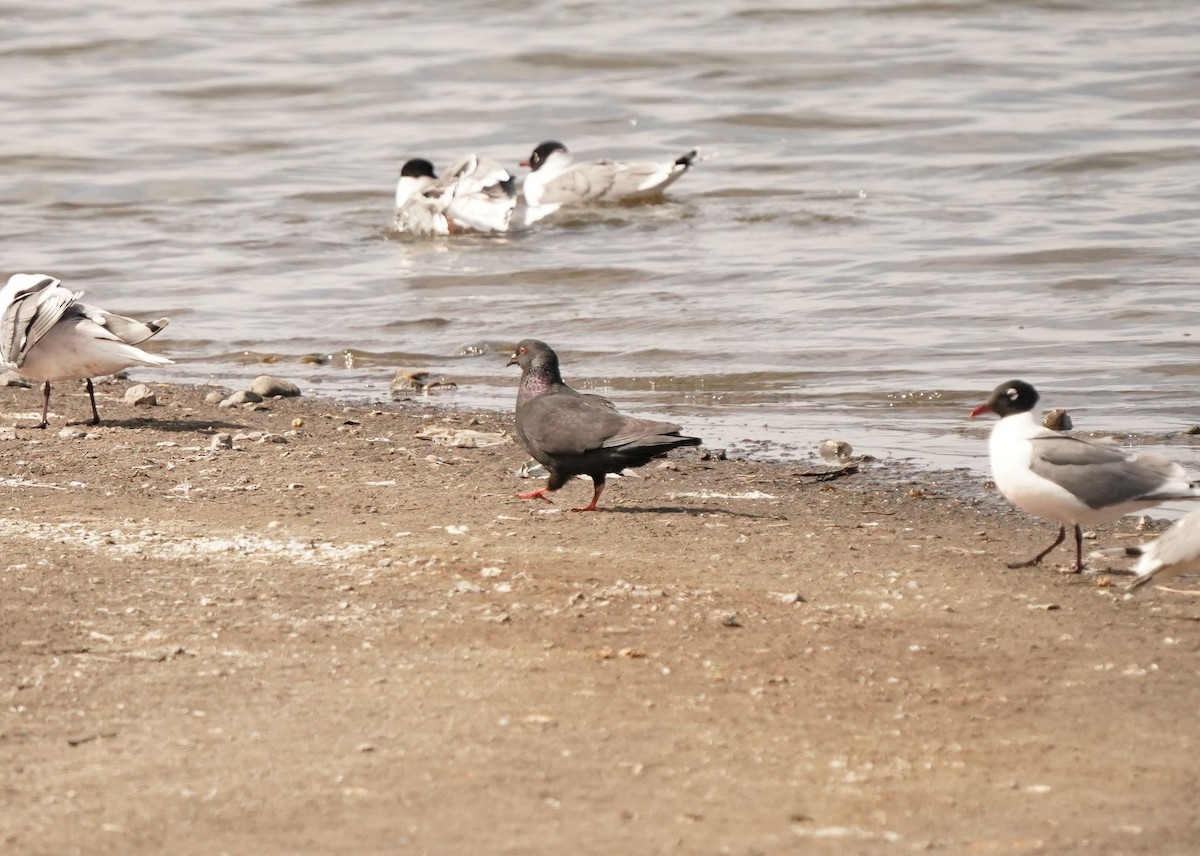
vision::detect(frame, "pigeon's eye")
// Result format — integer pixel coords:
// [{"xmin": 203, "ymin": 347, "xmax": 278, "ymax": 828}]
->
[
  {"xmin": 1007, "ymin": 387, "xmax": 1018, "ymax": 399},
  {"xmin": 519, "ymin": 346, "xmax": 527, "ymax": 355}
]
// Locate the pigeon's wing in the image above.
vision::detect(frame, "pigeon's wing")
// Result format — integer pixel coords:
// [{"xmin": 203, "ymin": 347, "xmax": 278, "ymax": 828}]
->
[
  {"xmin": 1029, "ymin": 435, "xmax": 1191, "ymax": 508},
  {"xmin": 0, "ymin": 276, "xmax": 80, "ymax": 368},
  {"xmin": 601, "ymin": 416, "xmax": 687, "ymax": 449},
  {"xmin": 518, "ymin": 391, "xmax": 630, "ymax": 457}
]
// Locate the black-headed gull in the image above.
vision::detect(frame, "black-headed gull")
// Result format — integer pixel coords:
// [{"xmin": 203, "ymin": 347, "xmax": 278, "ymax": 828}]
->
[
  {"xmin": 0, "ymin": 273, "xmax": 172, "ymax": 428},
  {"xmin": 1121, "ymin": 508, "xmax": 1200, "ymax": 592},
  {"xmin": 518, "ymin": 140, "xmax": 697, "ymax": 225},
  {"xmin": 969, "ymin": 379, "xmax": 1200, "ymax": 572},
  {"xmin": 393, "ymin": 154, "xmax": 518, "ymax": 236}
]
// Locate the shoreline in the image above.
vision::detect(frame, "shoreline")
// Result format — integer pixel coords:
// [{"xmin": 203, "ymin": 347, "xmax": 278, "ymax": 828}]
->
[{"xmin": 2, "ymin": 378, "xmax": 1197, "ymax": 854}]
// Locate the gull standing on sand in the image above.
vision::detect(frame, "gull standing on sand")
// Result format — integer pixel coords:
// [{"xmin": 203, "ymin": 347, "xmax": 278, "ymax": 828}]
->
[
  {"xmin": 518, "ymin": 140, "xmax": 698, "ymax": 225},
  {"xmin": 0, "ymin": 273, "xmax": 172, "ymax": 428},
  {"xmin": 969, "ymin": 379, "xmax": 1200, "ymax": 572},
  {"xmin": 393, "ymin": 154, "xmax": 518, "ymax": 235}
]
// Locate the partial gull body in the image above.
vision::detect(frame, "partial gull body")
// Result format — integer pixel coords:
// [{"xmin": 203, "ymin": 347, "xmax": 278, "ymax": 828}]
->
[
  {"xmin": 1123, "ymin": 508, "xmax": 1200, "ymax": 591},
  {"xmin": 518, "ymin": 140, "xmax": 697, "ymax": 225},
  {"xmin": 393, "ymin": 154, "xmax": 518, "ymax": 236},
  {"xmin": 969, "ymin": 379, "xmax": 1200, "ymax": 572},
  {"xmin": 0, "ymin": 273, "xmax": 171, "ymax": 427},
  {"xmin": 507, "ymin": 339, "xmax": 701, "ymax": 512}
]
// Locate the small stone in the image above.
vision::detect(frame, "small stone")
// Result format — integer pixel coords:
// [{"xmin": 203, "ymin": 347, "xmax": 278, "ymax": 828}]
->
[
  {"xmin": 699, "ymin": 448, "xmax": 728, "ymax": 461},
  {"xmin": 711, "ymin": 610, "xmax": 743, "ymax": 628},
  {"xmin": 204, "ymin": 390, "xmax": 225, "ymax": 404},
  {"xmin": 210, "ymin": 433, "xmax": 233, "ymax": 451},
  {"xmin": 1043, "ymin": 408, "xmax": 1072, "ymax": 431},
  {"xmin": 779, "ymin": 592, "xmax": 807, "ymax": 605},
  {"xmin": 0, "ymin": 371, "xmax": 31, "ymax": 388},
  {"xmin": 58, "ymin": 427, "xmax": 87, "ymax": 440},
  {"xmin": 257, "ymin": 433, "xmax": 288, "ymax": 444},
  {"xmin": 0, "ymin": 426, "xmax": 17, "ymax": 441},
  {"xmin": 123, "ymin": 384, "xmax": 157, "ymax": 407},
  {"xmin": 390, "ymin": 369, "xmax": 458, "ymax": 397},
  {"xmin": 250, "ymin": 375, "xmax": 301, "ymax": 398},
  {"xmin": 820, "ymin": 439, "xmax": 853, "ymax": 461},
  {"xmin": 219, "ymin": 390, "xmax": 264, "ymax": 408}
]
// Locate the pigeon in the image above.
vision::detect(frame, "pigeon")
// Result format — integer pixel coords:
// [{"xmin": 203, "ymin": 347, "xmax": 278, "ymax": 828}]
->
[
  {"xmin": 0, "ymin": 273, "xmax": 172, "ymax": 428},
  {"xmin": 518, "ymin": 140, "xmax": 697, "ymax": 225},
  {"xmin": 393, "ymin": 153, "xmax": 518, "ymax": 235},
  {"xmin": 1117, "ymin": 508, "xmax": 1200, "ymax": 592},
  {"xmin": 969, "ymin": 379, "xmax": 1200, "ymax": 572},
  {"xmin": 507, "ymin": 339, "xmax": 701, "ymax": 511}
]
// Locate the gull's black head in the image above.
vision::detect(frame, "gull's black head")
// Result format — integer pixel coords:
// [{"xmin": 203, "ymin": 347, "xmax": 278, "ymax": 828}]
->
[
  {"xmin": 399, "ymin": 158, "xmax": 437, "ymax": 179},
  {"xmin": 970, "ymin": 379, "xmax": 1040, "ymax": 419},
  {"xmin": 522, "ymin": 141, "xmax": 568, "ymax": 171}
]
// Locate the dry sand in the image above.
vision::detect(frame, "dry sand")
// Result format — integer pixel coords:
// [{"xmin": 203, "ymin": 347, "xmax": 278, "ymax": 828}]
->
[{"xmin": 1, "ymin": 379, "xmax": 1197, "ymax": 855}]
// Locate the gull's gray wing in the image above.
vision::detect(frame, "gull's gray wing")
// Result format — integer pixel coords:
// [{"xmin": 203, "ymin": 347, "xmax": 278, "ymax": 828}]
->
[{"xmin": 1029, "ymin": 435, "xmax": 1191, "ymax": 509}]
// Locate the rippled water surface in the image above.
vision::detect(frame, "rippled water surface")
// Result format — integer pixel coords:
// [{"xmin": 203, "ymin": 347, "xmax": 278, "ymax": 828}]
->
[{"xmin": 3, "ymin": 0, "xmax": 1199, "ymax": 472}]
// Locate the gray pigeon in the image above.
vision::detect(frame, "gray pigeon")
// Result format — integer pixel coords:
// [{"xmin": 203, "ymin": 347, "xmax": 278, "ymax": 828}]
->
[{"xmin": 507, "ymin": 339, "xmax": 701, "ymax": 511}]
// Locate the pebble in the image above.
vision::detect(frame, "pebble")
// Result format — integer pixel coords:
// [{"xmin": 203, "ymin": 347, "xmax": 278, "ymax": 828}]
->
[
  {"xmin": 820, "ymin": 439, "xmax": 854, "ymax": 461},
  {"xmin": 123, "ymin": 384, "xmax": 157, "ymax": 407},
  {"xmin": 390, "ymin": 369, "xmax": 458, "ymax": 397},
  {"xmin": 210, "ymin": 433, "xmax": 234, "ymax": 451},
  {"xmin": 1043, "ymin": 408, "xmax": 1073, "ymax": 431},
  {"xmin": 250, "ymin": 375, "xmax": 301, "ymax": 398},
  {"xmin": 58, "ymin": 427, "xmax": 88, "ymax": 440},
  {"xmin": 204, "ymin": 390, "xmax": 225, "ymax": 404},
  {"xmin": 0, "ymin": 427, "xmax": 18, "ymax": 441},
  {"xmin": 219, "ymin": 390, "xmax": 264, "ymax": 408}
]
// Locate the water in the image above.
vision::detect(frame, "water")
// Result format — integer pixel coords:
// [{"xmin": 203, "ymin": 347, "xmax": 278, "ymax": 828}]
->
[{"xmin": 3, "ymin": 0, "xmax": 1199, "ymax": 475}]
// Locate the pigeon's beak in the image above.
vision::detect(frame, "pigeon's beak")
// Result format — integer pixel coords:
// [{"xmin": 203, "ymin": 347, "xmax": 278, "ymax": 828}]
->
[
  {"xmin": 518, "ymin": 160, "xmax": 530, "ymax": 168},
  {"xmin": 968, "ymin": 403, "xmax": 992, "ymax": 419},
  {"xmin": 506, "ymin": 352, "xmax": 519, "ymax": 367}
]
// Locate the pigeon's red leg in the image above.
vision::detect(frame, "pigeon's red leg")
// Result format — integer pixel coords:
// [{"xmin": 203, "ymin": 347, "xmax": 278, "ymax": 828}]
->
[
  {"xmin": 570, "ymin": 483, "xmax": 604, "ymax": 513},
  {"xmin": 85, "ymin": 378, "xmax": 101, "ymax": 426},
  {"xmin": 516, "ymin": 487, "xmax": 554, "ymax": 504}
]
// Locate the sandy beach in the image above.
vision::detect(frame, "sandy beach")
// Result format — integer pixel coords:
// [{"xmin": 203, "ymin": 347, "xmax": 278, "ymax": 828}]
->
[{"xmin": 1, "ymin": 378, "xmax": 1197, "ymax": 855}]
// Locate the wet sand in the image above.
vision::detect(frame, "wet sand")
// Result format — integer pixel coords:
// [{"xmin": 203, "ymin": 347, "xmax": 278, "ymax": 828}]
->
[{"xmin": 1, "ymin": 380, "xmax": 1197, "ymax": 855}]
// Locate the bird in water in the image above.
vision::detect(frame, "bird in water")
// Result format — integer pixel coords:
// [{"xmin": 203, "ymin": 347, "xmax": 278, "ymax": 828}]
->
[
  {"xmin": 393, "ymin": 153, "xmax": 518, "ymax": 235},
  {"xmin": 518, "ymin": 140, "xmax": 697, "ymax": 225}
]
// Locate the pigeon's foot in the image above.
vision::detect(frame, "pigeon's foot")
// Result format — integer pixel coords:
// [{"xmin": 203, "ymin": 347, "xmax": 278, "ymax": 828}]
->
[
  {"xmin": 516, "ymin": 488, "xmax": 554, "ymax": 504},
  {"xmin": 570, "ymin": 501, "xmax": 601, "ymax": 513}
]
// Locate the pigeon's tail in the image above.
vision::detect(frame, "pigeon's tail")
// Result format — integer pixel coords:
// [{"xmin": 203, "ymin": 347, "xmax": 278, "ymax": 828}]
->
[{"xmin": 675, "ymin": 150, "xmax": 699, "ymax": 168}]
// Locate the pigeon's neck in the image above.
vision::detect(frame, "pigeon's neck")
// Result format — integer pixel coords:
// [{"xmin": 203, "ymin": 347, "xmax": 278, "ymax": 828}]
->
[{"xmin": 518, "ymin": 366, "xmax": 564, "ymax": 406}]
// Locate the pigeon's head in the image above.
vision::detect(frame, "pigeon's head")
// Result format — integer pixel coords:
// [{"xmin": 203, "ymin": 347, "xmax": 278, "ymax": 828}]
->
[
  {"xmin": 969, "ymin": 380, "xmax": 1039, "ymax": 419},
  {"xmin": 520, "ymin": 141, "xmax": 568, "ymax": 171},
  {"xmin": 507, "ymin": 339, "xmax": 560, "ymax": 375}
]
